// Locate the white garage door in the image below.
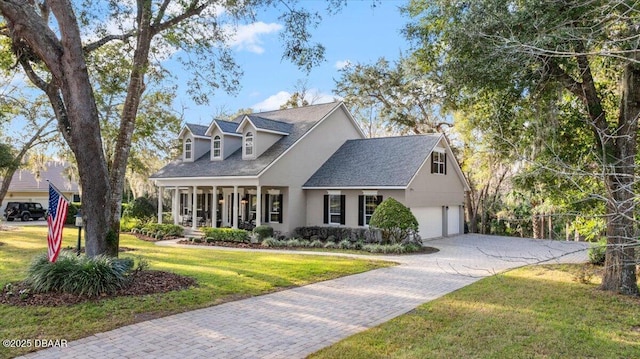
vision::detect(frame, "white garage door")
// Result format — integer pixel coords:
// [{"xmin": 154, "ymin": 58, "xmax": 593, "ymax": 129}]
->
[
  {"xmin": 412, "ymin": 207, "xmax": 442, "ymax": 239},
  {"xmin": 447, "ymin": 206, "xmax": 460, "ymax": 236}
]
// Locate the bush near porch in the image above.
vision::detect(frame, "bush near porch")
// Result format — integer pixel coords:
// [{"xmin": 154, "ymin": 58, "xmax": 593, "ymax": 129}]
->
[
  {"xmin": 202, "ymin": 227, "xmax": 250, "ymax": 243},
  {"xmin": 292, "ymin": 226, "xmax": 380, "ymax": 243}
]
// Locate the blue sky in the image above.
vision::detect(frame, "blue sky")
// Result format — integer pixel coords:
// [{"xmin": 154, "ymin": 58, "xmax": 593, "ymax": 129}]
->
[{"xmin": 177, "ymin": 0, "xmax": 411, "ymax": 124}]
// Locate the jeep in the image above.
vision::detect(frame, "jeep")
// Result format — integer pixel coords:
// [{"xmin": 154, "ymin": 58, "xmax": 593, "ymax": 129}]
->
[{"xmin": 3, "ymin": 202, "xmax": 47, "ymax": 221}]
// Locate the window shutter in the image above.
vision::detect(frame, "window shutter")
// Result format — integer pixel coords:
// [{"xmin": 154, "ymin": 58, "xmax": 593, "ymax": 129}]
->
[
  {"xmin": 431, "ymin": 153, "xmax": 435, "ymax": 173},
  {"xmin": 323, "ymin": 195, "xmax": 329, "ymax": 224},
  {"xmin": 376, "ymin": 195, "xmax": 383, "ymax": 205},
  {"xmin": 263, "ymin": 194, "xmax": 269, "ymax": 223},
  {"xmin": 278, "ymin": 194, "xmax": 284, "ymax": 223},
  {"xmin": 340, "ymin": 195, "xmax": 346, "ymax": 225},
  {"xmin": 244, "ymin": 195, "xmax": 250, "ymax": 222},
  {"xmin": 358, "ymin": 195, "xmax": 364, "ymax": 226}
]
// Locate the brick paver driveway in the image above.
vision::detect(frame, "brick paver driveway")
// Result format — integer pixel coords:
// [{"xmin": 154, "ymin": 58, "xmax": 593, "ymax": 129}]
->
[{"xmin": 19, "ymin": 234, "xmax": 589, "ymax": 359}]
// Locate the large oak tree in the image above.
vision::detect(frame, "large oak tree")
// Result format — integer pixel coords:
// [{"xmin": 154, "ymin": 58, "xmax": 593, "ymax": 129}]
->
[
  {"xmin": 0, "ymin": 0, "xmax": 336, "ymax": 257},
  {"xmin": 405, "ymin": 0, "xmax": 639, "ymax": 294}
]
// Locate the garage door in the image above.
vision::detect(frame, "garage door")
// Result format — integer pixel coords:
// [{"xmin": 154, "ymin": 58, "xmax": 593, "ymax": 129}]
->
[
  {"xmin": 412, "ymin": 207, "xmax": 442, "ymax": 239},
  {"xmin": 447, "ymin": 206, "xmax": 460, "ymax": 236}
]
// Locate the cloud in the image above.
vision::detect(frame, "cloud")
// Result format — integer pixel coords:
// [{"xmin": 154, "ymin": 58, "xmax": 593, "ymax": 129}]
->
[
  {"xmin": 252, "ymin": 90, "xmax": 339, "ymax": 112},
  {"xmin": 335, "ymin": 60, "xmax": 351, "ymax": 69},
  {"xmin": 226, "ymin": 22, "xmax": 283, "ymax": 54}
]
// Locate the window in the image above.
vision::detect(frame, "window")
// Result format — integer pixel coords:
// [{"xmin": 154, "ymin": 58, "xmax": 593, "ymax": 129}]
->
[
  {"xmin": 365, "ymin": 196, "xmax": 380, "ymax": 225},
  {"xmin": 184, "ymin": 138, "xmax": 192, "ymax": 160},
  {"xmin": 213, "ymin": 136, "xmax": 221, "ymax": 158},
  {"xmin": 324, "ymin": 194, "xmax": 345, "ymax": 225},
  {"xmin": 431, "ymin": 151, "xmax": 446, "ymax": 174},
  {"xmin": 244, "ymin": 132, "xmax": 254, "ymax": 157},
  {"xmin": 269, "ymin": 194, "xmax": 281, "ymax": 222}
]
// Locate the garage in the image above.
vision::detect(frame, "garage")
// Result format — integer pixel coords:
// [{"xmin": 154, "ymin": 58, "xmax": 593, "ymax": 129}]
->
[{"xmin": 413, "ymin": 207, "xmax": 443, "ymax": 239}]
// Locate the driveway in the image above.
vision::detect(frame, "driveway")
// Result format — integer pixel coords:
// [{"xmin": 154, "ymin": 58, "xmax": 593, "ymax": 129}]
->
[{"xmin": 18, "ymin": 234, "xmax": 589, "ymax": 359}]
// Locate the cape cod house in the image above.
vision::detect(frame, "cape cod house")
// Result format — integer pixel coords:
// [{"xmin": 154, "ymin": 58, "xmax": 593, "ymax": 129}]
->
[{"xmin": 150, "ymin": 102, "xmax": 470, "ymax": 239}]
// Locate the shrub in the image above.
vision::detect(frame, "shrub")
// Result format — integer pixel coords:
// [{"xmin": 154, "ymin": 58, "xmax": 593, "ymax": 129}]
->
[
  {"xmin": 262, "ymin": 237, "xmax": 284, "ymax": 248},
  {"xmin": 253, "ymin": 225, "xmax": 274, "ymax": 240},
  {"xmin": 369, "ymin": 198, "xmax": 418, "ymax": 244},
  {"xmin": 292, "ymin": 226, "xmax": 380, "ymax": 243},
  {"xmin": 127, "ymin": 196, "xmax": 157, "ymax": 220},
  {"xmin": 26, "ymin": 251, "xmax": 133, "ymax": 297},
  {"xmin": 202, "ymin": 227, "xmax": 250, "ymax": 243},
  {"xmin": 64, "ymin": 203, "xmax": 80, "ymax": 225},
  {"xmin": 338, "ymin": 239, "xmax": 352, "ymax": 249},
  {"xmin": 588, "ymin": 237, "xmax": 607, "ymax": 265},
  {"xmin": 120, "ymin": 216, "xmax": 142, "ymax": 232},
  {"xmin": 139, "ymin": 223, "xmax": 183, "ymax": 239},
  {"xmin": 309, "ymin": 240, "xmax": 324, "ymax": 248}
]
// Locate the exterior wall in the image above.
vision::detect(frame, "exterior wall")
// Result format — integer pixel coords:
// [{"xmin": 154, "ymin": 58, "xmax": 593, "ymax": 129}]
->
[
  {"xmin": 404, "ymin": 138, "xmax": 466, "ymax": 209},
  {"xmin": 260, "ymin": 106, "xmax": 364, "ymax": 234},
  {"xmin": 305, "ymin": 189, "xmax": 405, "ymax": 228},
  {"xmin": 253, "ymin": 131, "xmax": 283, "ymax": 158},
  {"xmin": 209, "ymin": 129, "xmax": 242, "ymax": 160},
  {"xmin": 193, "ymin": 138, "xmax": 210, "ymax": 160}
]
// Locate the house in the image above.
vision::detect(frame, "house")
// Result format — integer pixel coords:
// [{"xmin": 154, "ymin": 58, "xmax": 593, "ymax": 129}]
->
[
  {"xmin": 0, "ymin": 161, "xmax": 80, "ymax": 214},
  {"xmin": 150, "ymin": 102, "xmax": 470, "ymax": 239}
]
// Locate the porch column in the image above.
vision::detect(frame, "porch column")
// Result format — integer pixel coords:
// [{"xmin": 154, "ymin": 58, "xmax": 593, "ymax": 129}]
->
[
  {"xmin": 192, "ymin": 186, "xmax": 198, "ymax": 230},
  {"xmin": 157, "ymin": 186, "xmax": 163, "ymax": 224},
  {"xmin": 211, "ymin": 186, "xmax": 217, "ymax": 228},
  {"xmin": 232, "ymin": 185, "xmax": 238, "ymax": 229},
  {"xmin": 172, "ymin": 187, "xmax": 179, "ymax": 225},
  {"xmin": 255, "ymin": 185, "xmax": 262, "ymax": 227}
]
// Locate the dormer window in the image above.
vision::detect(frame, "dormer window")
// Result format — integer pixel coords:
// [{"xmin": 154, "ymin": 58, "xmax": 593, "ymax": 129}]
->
[
  {"xmin": 184, "ymin": 138, "xmax": 192, "ymax": 160},
  {"xmin": 213, "ymin": 136, "xmax": 221, "ymax": 158},
  {"xmin": 244, "ymin": 132, "xmax": 254, "ymax": 157}
]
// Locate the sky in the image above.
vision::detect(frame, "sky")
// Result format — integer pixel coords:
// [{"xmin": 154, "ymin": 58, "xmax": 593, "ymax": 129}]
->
[{"xmin": 176, "ymin": 0, "xmax": 411, "ymax": 125}]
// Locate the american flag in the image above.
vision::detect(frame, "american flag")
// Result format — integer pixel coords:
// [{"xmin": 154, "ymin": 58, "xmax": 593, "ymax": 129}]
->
[{"xmin": 47, "ymin": 182, "xmax": 69, "ymax": 263}]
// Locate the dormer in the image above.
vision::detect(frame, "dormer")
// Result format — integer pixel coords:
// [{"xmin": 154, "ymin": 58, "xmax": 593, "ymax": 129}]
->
[
  {"xmin": 178, "ymin": 123, "xmax": 210, "ymax": 162},
  {"xmin": 205, "ymin": 119, "xmax": 242, "ymax": 161},
  {"xmin": 236, "ymin": 115, "xmax": 293, "ymax": 160}
]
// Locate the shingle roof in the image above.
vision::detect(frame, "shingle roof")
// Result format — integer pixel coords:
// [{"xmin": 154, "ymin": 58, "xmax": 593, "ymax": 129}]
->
[
  {"xmin": 186, "ymin": 123, "xmax": 208, "ymax": 137},
  {"xmin": 244, "ymin": 115, "xmax": 293, "ymax": 134},
  {"xmin": 213, "ymin": 119, "xmax": 239, "ymax": 134},
  {"xmin": 303, "ymin": 135, "xmax": 442, "ymax": 188},
  {"xmin": 1, "ymin": 162, "xmax": 79, "ymax": 193},
  {"xmin": 151, "ymin": 102, "xmax": 342, "ymax": 179}
]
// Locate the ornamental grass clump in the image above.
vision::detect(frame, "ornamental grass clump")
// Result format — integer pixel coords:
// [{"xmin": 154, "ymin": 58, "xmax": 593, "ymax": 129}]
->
[{"xmin": 26, "ymin": 251, "xmax": 134, "ymax": 297}]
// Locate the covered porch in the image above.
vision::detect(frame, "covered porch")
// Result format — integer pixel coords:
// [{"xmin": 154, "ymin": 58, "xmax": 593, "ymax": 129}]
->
[{"xmin": 154, "ymin": 178, "xmax": 285, "ymax": 232}]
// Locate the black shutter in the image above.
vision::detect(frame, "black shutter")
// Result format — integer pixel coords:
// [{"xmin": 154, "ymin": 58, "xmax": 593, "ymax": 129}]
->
[
  {"xmin": 358, "ymin": 195, "xmax": 364, "ymax": 226},
  {"xmin": 431, "ymin": 153, "xmax": 435, "ymax": 173},
  {"xmin": 263, "ymin": 194, "xmax": 269, "ymax": 223},
  {"xmin": 340, "ymin": 195, "xmax": 346, "ymax": 225},
  {"xmin": 278, "ymin": 194, "xmax": 283, "ymax": 223},
  {"xmin": 244, "ymin": 195, "xmax": 250, "ymax": 222},
  {"xmin": 376, "ymin": 195, "xmax": 383, "ymax": 205},
  {"xmin": 323, "ymin": 195, "xmax": 329, "ymax": 224}
]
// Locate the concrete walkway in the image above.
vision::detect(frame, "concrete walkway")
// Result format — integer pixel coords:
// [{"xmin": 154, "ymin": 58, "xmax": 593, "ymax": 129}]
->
[{"xmin": 19, "ymin": 235, "xmax": 589, "ymax": 359}]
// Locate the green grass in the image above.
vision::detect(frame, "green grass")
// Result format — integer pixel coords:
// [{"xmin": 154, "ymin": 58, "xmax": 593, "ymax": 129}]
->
[
  {"xmin": 310, "ymin": 264, "xmax": 640, "ymax": 359},
  {"xmin": 0, "ymin": 225, "xmax": 391, "ymax": 359}
]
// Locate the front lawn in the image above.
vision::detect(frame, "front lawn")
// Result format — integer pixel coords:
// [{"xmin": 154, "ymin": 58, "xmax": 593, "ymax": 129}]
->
[
  {"xmin": 0, "ymin": 225, "xmax": 391, "ymax": 359},
  {"xmin": 310, "ymin": 264, "xmax": 640, "ymax": 358}
]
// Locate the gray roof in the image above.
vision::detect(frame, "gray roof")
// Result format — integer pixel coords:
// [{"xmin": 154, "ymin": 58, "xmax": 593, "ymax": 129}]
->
[
  {"xmin": 213, "ymin": 119, "xmax": 239, "ymax": 134},
  {"xmin": 244, "ymin": 115, "xmax": 293, "ymax": 134},
  {"xmin": 186, "ymin": 123, "xmax": 209, "ymax": 137},
  {"xmin": 303, "ymin": 135, "xmax": 442, "ymax": 188},
  {"xmin": 151, "ymin": 102, "xmax": 342, "ymax": 179},
  {"xmin": 1, "ymin": 162, "xmax": 79, "ymax": 193}
]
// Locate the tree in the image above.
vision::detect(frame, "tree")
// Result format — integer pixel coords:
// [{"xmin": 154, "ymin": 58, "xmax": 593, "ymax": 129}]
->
[
  {"xmin": 0, "ymin": 0, "xmax": 340, "ymax": 257},
  {"xmin": 334, "ymin": 56, "xmax": 448, "ymax": 135},
  {"xmin": 0, "ymin": 98, "xmax": 57, "ymax": 207},
  {"xmin": 405, "ymin": 0, "xmax": 639, "ymax": 295},
  {"xmin": 369, "ymin": 198, "xmax": 419, "ymax": 244}
]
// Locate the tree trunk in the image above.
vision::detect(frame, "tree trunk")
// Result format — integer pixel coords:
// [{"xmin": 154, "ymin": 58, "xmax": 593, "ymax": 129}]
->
[
  {"xmin": 600, "ymin": 62, "xmax": 639, "ymax": 295},
  {"xmin": 465, "ymin": 190, "xmax": 477, "ymax": 233}
]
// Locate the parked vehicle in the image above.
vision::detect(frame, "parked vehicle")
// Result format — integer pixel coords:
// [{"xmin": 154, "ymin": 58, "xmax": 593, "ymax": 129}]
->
[{"xmin": 3, "ymin": 202, "xmax": 47, "ymax": 221}]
